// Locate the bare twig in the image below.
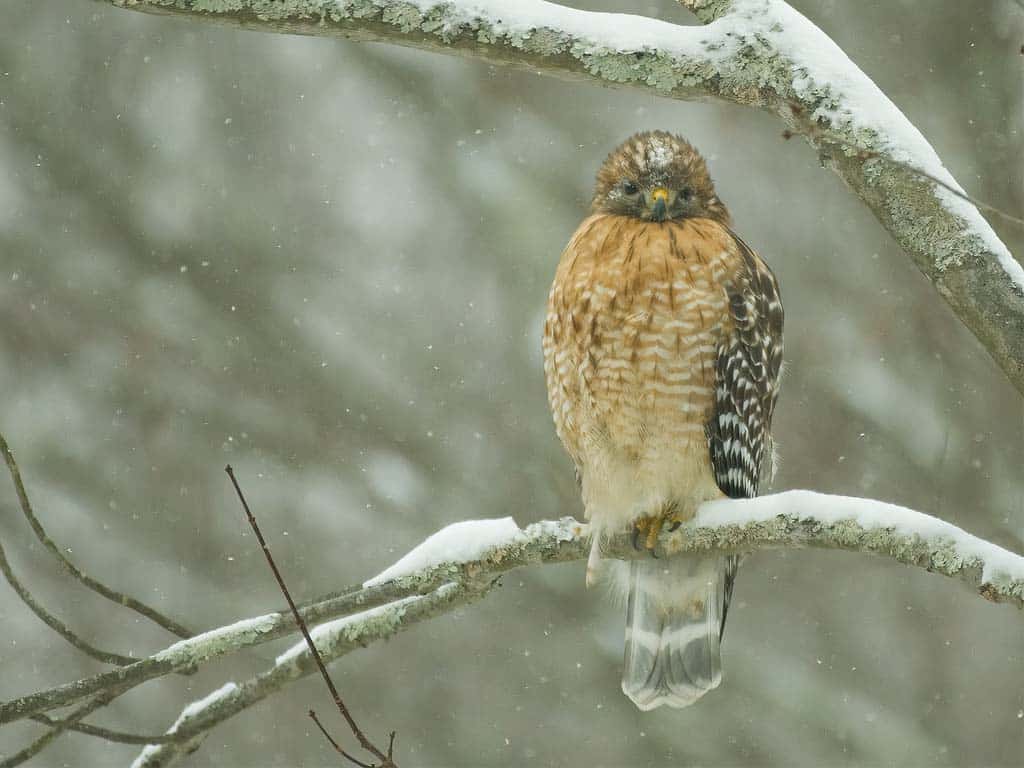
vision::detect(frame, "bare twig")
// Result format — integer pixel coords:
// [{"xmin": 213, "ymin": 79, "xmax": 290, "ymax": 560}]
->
[
  {"xmin": 131, "ymin": 581, "xmax": 476, "ymax": 767},
  {"xmin": 0, "ymin": 431, "xmax": 192, "ymax": 638},
  {"xmin": 782, "ymin": 112, "xmax": 1024, "ymax": 227},
  {"xmin": 0, "ymin": 511, "xmax": 136, "ymax": 666},
  {"xmin": 0, "ymin": 682, "xmax": 132, "ymax": 768},
  {"xmin": 1, "ymin": 576, "xmax": 440, "ymax": 724},
  {"xmin": 906, "ymin": 167, "xmax": 1024, "ymax": 228},
  {"xmin": 225, "ymin": 465, "xmax": 397, "ymax": 768},
  {"xmin": 28, "ymin": 714, "xmax": 185, "ymax": 746},
  {"xmin": 310, "ymin": 711, "xmax": 374, "ymax": 768}
]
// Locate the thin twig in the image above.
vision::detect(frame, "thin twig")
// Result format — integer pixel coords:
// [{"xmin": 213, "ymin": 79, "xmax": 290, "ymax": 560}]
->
[
  {"xmin": 1, "ymin": 576, "xmax": 439, "ymax": 725},
  {"xmin": 130, "ymin": 582, "xmax": 474, "ymax": 767},
  {"xmin": 894, "ymin": 162, "xmax": 1023, "ymax": 228},
  {"xmin": 28, "ymin": 714, "xmax": 185, "ymax": 745},
  {"xmin": 309, "ymin": 711, "xmax": 374, "ymax": 768},
  {"xmin": 782, "ymin": 112, "xmax": 1024, "ymax": 228},
  {"xmin": 225, "ymin": 465, "xmax": 397, "ymax": 768},
  {"xmin": 0, "ymin": 512, "xmax": 136, "ymax": 666},
  {"xmin": 0, "ymin": 431, "xmax": 192, "ymax": 638},
  {"xmin": 860, "ymin": 149, "xmax": 1022, "ymax": 227},
  {"xmin": 1, "ymin": 682, "xmax": 132, "ymax": 768}
]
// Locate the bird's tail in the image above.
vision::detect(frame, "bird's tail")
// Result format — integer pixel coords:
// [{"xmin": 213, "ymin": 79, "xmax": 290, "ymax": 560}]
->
[{"xmin": 621, "ymin": 555, "xmax": 731, "ymax": 710}]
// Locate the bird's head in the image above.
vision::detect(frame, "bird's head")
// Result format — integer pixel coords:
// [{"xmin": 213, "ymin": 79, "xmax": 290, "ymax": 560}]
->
[{"xmin": 590, "ymin": 131, "xmax": 729, "ymax": 225}]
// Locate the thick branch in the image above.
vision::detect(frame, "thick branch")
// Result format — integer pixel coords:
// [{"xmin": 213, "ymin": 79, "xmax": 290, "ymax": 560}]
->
[{"xmin": 97, "ymin": 0, "xmax": 1024, "ymax": 395}]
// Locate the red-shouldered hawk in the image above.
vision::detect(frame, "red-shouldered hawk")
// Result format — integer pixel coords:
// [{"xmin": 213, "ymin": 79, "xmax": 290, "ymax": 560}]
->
[{"xmin": 542, "ymin": 131, "xmax": 784, "ymax": 710}]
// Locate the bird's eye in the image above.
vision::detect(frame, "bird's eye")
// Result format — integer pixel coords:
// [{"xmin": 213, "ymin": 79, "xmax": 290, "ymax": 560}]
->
[
  {"xmin": 621, "ymin": 180, "xmax": 640, "ymax": 195},
  {"xmin": 680, "ymin": 186, "xmax": 694, "ymax": 201}
]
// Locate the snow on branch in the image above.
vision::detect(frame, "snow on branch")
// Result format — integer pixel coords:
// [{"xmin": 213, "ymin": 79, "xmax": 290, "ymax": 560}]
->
[
  {"xmin": 1, "ymin": 488, "xmax": 1017, "ymax": 762},
  {"xmin": 109, "ymin": 489, "xmax": 1022, "ymax": 765},
  {"xmin": 362, "ymin": 489, "xmax": 1024, "ymax": 606},
  {"xmin": 101, "ymin": 0, "xmax": 1024, "ymax": 395},
  {"xmin": 5, "ymin": 490, "xmax": 1022, "ymax": 728}
]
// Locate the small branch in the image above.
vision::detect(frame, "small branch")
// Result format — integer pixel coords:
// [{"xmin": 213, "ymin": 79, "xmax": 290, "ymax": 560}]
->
[
  {"xmin": 1, "ymin": 577, "xmax": 443, "ymax": 724},
  {"xmin": 309, "ymin": 711, "xmax": 374, "ymax": 768},
  {"xmin": 225, "ymin": 465, "xmax": 395, "ymax": 768},
  {"xmin": 28, "ymin": 714, "xmax": 184, "ymax": 746},
  {"xmin": 783, "ymin": 115, "xmax": 1024, "ymax": 227},
  {"xmin": 0, "ymin": 512, "xmax": 136, "ymax": 667},
  {"xmin": 0, "ymin": 430, "xmax": 192, "ymax": 638},
  {"xmin": 131, "ymin": 582, "xmax": 477, "ymax": 767},
  {"xmin": 0, "ymin": 682, "xmax": 133, "ymax": 768}
]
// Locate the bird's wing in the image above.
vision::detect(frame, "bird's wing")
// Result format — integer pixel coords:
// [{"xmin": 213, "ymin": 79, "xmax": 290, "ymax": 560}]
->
[{"xmin": 706, "ymin": 230, "xmax": 784, "ymax": 635}]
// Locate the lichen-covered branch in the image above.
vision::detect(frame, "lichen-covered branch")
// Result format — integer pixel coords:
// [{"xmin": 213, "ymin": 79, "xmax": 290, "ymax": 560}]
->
[
  {"xmin": 123, "ymin": 489, "xmax": 1022, "ymax": 765},
  {"xmin": 97, "ymin": 0, "xmax": 1024, "ymax": 395},
  {"xmin": 6, "ymin": 489, "xmax": 1021, "ymax": 751},
  {"xmin": 129, "ymin": 582, "xmax": 482, "ymax": 768},
  {"xmin": 8, "ymin": 487, "xmax": 1024, "ymax": 757},
  {"xmin": 0, "ymin": 576, "xmax": 454, "ymax": 724},
  {"xmin": 0, "ymin": 488, "xmax": 1016, "ymax": 763}
]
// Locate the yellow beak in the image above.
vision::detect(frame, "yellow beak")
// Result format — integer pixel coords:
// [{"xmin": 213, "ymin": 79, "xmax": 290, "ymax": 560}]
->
[{"xmin": 648, "ymin": 187, "xmax": 671, "ymax": 221}]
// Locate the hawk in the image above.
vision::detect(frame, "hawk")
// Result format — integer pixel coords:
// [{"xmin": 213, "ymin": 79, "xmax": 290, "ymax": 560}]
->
[{"xmin": 542, "ymin": 131, "xmax": 784, "ymax": 710}]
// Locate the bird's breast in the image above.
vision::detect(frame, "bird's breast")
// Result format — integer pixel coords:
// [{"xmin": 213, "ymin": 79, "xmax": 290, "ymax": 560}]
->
[{"xmin": 542, "ymin": 215, "xmax": 738, "ymax": 524}]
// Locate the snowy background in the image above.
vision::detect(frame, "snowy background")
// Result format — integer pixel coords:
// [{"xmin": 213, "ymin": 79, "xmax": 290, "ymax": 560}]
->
[{"xmin": 1, "ymin": 0, "xmax": 1023, "ymax": 765}]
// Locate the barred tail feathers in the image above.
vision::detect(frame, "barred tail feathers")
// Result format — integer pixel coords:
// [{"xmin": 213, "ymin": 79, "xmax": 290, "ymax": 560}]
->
[{"xmin": 621, "ymin": 555, "xmax": 728, "ymax": 710}]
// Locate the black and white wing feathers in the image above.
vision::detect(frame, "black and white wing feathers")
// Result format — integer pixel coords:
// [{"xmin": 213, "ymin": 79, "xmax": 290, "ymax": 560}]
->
[{"xmin": 706, "ymin": 232, "xmax": 784, "ymax": 637}]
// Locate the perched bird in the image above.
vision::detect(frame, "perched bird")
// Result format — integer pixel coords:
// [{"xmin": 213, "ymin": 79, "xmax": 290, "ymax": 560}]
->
[{"xmin": 542, "ymin": 131, "xmax": 784, "ymax": 710}]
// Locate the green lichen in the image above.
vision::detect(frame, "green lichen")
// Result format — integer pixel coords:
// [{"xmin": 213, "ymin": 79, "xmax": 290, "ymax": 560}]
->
[{"xmin": 381, "ymin": 2, "xmax": 424, "ymax": 33}]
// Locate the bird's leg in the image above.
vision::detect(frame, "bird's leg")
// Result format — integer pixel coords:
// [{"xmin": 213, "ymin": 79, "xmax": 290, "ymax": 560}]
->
[{"xmin": 632, "ymin": 501, "xmax": 682, "ymax": 555}]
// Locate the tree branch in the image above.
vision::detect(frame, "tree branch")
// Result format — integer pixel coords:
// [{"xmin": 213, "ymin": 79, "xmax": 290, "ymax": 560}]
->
[
  {"xmin": 28, "ymin": 714, "xmax": 185, "ymax": 746},
  {"xmin": 0, "ymin": 682, "xmax": 134, "ymax": 768},
  {"xmin": 126, "ymin": 489, "xmax": 1023, "ymax": 765},
  {"xmin": 0, "ymin": 431, "xmax": 192, "ymax": 638},
  {"xmin": 0, "ymin": 509, "xmax": 137, "ymax": 667},
  {"xmin": 0, "ymin": 577, "xmax": 447, "ymax": 724},
  {"xmin": 95, "ymin": 0, "xmax": 1024, "ymax": 396},
  {"xmin": 130, "ymin": 582, "xmax": 479, "ymax": 768},
  {"xmin": 5, "ymin": 489, "xmax": 1023, "ymax": 738},
  {"xmin": 225, "ymin": 464, "xmax": 396, "ymax": 768}
]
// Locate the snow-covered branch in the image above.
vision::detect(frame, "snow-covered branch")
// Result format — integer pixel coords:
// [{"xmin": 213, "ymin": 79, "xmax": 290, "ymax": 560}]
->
[
  {"xmin": 129, "ymin": 582, "xmax": 479, "ymax": 768},
  {"xmin": 111, "ymin": 489, "xmax": 1022, "ymax": 765},
  {"xmin": 99, "ymin": 0, "xmax": 1024, "ymax": 395},
  {"xmin": 6, "ymin": 490, "xmax": 1021, "ymax": 758}
]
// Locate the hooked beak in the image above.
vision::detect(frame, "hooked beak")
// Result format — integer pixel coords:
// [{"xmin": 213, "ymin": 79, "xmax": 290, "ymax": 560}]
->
[{"xmin": 647, "ymin": 187, "xmax": 671, "ymax": 221}]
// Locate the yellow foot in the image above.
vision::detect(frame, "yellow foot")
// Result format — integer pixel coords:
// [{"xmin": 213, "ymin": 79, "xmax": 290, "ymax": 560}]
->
[{"xmin": 632, "ymin": 504, "xmax": 681, "ymax": 555}]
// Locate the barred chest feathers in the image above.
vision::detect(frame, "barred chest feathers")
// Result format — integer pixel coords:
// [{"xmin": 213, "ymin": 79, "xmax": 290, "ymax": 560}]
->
[{"xmin": 542, "ymin": 213, "xmax": 742, "ymax": 537}]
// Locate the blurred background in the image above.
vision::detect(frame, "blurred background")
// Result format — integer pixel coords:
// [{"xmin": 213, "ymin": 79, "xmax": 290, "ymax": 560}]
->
[{"xmin": 1, "ymin": 0, "xmax": 1022, "ymax": 765}]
